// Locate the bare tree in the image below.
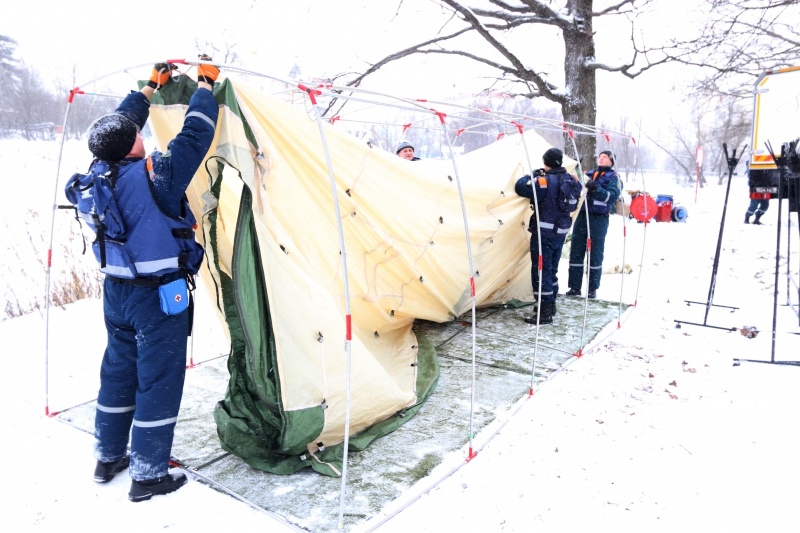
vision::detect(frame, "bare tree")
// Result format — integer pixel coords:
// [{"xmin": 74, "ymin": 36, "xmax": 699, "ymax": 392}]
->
[
  {"xmin": 644, "ymin": 93, "xmax": 751, "ymax": 186},
  {"xmin": 667, "ymin": 0, "xmax": 800, "ymax": 97},
  {"xmin": 9, "ymin": 64, "xmax": 60, "ymax": 139},
  {"xmin": 195, "ymin": 34, "xmax": 240, "ymax": 66},
  {"xmin": 52, "ymin": 66, "xmax": 119, "ymax": 140},
  {"xmin": 336, "ymin": 1, "xmax": 669, "ymax": 169},
  {"xmin": 0, "ymin": 35, "xmax": 22, "ymax": 135}
]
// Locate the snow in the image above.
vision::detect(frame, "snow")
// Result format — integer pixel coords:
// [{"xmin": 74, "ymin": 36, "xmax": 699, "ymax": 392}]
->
[{"xmin": 3, "ymin": 137, "xmax": 800, "ymax": 532}]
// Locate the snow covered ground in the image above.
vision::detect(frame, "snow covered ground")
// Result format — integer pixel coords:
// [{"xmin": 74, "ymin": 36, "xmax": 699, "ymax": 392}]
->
[{"xmin": 2, "ymin": 137, "xmax": 800, "ymax": 532}]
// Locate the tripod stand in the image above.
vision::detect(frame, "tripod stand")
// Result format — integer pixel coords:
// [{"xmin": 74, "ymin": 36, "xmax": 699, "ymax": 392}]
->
[
  {"xmin": 674, "ymin": 143, "xmax": 741, "ymax": 332},
  {"xmin": 734, "ymin": 141, "xmax": 800, "ymax": 367}
]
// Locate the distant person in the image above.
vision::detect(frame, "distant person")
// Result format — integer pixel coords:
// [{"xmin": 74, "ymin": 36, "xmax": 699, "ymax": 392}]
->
[
  {"xmin": 72, "ymin": 58, "xmax": 219, "ymax": 502},
  {"xmin": 745, "ymin": 192, "xmax": 770, "ymax": 224},
  {"xmin": 515, "ymin": 147, "xmax": 578, "ymax": 324},
  {"xmin": 566, "ymin": 150, "xmax": 621, "ymax": 299},
  {"xmin": 396, "ymin": 140, "xmax": 420, "ymax": 161}
]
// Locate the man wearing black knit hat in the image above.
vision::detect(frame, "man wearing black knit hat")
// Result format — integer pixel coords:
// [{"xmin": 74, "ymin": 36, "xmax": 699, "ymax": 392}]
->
[
  {"xmin": 67, "ymin": 56, "xmax": 221, "ymax": 502},
  {"xmin": 566, "ymin": 150, "xmax": 621, "ymax": 299},
  {"xmin": 515, "ymin": 147, "xmax": 579, "ymax": 324}
]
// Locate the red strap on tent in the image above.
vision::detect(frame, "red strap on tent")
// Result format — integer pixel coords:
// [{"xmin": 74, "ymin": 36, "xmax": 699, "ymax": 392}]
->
[
  {"xmin": 402, "ymin": 124, "xmax": 412, "ymax": 132},
  {"xmin": 512, "ymin": 122, "xmax": 524, "ymax": 135},
  {"xmin": 330, "ymin": 116, "xmax": 340, "ymax": 125},
  {"xmin": 345, "ymin": 314, "xmax": 352, "ymax": 341},
  {"xmin": 537, "ymin": 255, "xmax": 543, "ymax": 271},
  {"xmin": 297, "ymin": 84, "xmax": 321, "ymax": 105},
  {"xmin": 603, "ymin": 132, "xmax": 611, "ymax": 142},
  {"xmin": 497, "ymin": 132, "xmax": 505, "ymax": 140},
  {"xmin": 455, "ymin": 128, "xmax": 465, "ymax": 137},
  {"xmin": 587, "ymin": 238, "xmax": 592, "ymax": 252},
  {"xmin": 470, "ymin": 277, "xmax": 476, "ymax": 297},
  {"xmin": 629, "ymin": 135, "xmax": 637, "ymax": 145},
  {"xmin": 415, "ymin": 99, "xmax": 428, "ymax": 103},
  {"xmin": 567, "ymin": 129, "xmax": 575, "ymax": 139}
]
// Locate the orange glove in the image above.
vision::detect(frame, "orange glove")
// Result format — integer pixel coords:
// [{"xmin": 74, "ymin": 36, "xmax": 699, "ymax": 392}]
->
[
  {"xmin": 147, "ymin": 62, "xmax": 178, "ymax": 90},
  {"xmin": 197, "ymin": 54, "xmax": 220, "ymax": 84}
]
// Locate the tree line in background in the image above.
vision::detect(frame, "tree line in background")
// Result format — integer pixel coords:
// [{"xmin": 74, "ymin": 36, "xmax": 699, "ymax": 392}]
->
[{"xmin": 0, "ymin": 35, "xmax": 117, "ymax": 140}]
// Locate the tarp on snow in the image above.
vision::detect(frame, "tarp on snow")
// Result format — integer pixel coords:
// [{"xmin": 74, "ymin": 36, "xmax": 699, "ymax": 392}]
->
[{"xmin": 143, "ymin": 74, "xmax": 577, "ymax": 476}]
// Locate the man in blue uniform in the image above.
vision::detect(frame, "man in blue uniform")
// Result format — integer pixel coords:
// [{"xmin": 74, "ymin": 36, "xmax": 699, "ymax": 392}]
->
[
  {"xmin": 79, "ymin": 58, "xmax": 219, "ymax": 502},
  {"xmin": 515, "ymin": 147, "xmax": 576, "ymax": 325},
  {"xmin": 745, "ymin": 191, "xmax": 770, "ymax": 224},
  {"xmin": 566, "ymin": 150, "xmax": 621, "ymax": 299}
]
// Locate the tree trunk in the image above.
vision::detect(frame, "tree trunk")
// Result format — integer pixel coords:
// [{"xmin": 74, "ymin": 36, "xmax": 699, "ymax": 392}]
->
[{"xmin": 562, "ymin": 0, "xmax": 597, "ymax": 173}]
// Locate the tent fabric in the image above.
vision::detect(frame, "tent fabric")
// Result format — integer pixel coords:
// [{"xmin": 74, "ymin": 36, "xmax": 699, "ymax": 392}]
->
[{"xmin": 144, "ymin": 75, "xmax": 576, "ymax": 476}]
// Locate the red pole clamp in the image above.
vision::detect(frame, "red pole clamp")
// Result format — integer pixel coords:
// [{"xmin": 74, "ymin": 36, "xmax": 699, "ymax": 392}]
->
[
  {"xmin": 68, "ymin": 87, "xmax": 84, "ymax": 103},
  {"xmin": 603, "ymin": 132, "xmax": 611, "ymax": 142},
  {"xmin": 470, "ymin": 277, "xmax": 476, "ymax": 297},
  {"xmin": 429, "ymin": 109, "xmax": 446, "ymax": 124},
  {"xmin": 512, "ymin": 121, "xmax": 524, "ymax": 135},
  {"xmin": 297, "ymin": 84, "xmax": 321, "ymax": 105},
  {"xmin": 629, "ymin": 135, "xmax": 637, "ymax": 145}
]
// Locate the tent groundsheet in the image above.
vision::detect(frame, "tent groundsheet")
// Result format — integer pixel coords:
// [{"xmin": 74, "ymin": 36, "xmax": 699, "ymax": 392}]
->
[{"xmin": 55, "ymin": 291, "xmax": 625, "ymax": 532}]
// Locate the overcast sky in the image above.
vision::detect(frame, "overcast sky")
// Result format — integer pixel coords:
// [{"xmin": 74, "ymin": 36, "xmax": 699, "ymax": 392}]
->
[{"xmin": 4, "ymin": 0, "xmax": 704, "ymax": 134}]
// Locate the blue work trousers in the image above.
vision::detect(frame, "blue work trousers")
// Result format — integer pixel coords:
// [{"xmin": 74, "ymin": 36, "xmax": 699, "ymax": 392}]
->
[
  {"xmin": 94, "ymin": 278, "xmax": 188, "ymax": 481},
  {"xmin": 530, "ymin": 232, "xmax": 566, "ymax": 303},
  {"xmin": 568, "ymin": 211, "xmax": 610, "ymax": 292}
]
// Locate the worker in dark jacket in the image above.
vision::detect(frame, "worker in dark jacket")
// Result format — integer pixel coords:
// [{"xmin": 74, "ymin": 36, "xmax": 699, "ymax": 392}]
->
[
  {"xmin": 566, "ymin": 150, "xmax": 621, "ymax": 299},
  {"xmin": 515, "ymin": 147, "xmax": 576, "ymax": 325},
  {"xmin": 81, "ymin": 58, "xmax": 219, "ymax": 502}
]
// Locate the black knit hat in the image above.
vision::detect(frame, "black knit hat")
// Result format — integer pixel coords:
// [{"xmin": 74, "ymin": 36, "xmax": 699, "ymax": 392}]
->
[
  {"xmin": 599, "ymin": 150, "xmax": 615, "ymax": 166},
  {"xmin": 542, "ymin": 147, "xmax": 563, "ymax": 168},
  {"xmin": 88, "ymin": 113, "xmax": 138, "ymax": 161}
]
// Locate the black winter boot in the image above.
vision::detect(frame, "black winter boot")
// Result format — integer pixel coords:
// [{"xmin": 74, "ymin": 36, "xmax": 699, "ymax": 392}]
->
[
  {"xmin": 745, "ymin": 213, "xmax": 751, "ymax": 224},
  {"xmin": 524, "ymin": 301, "xmax": 556, "ymax": 325},
  {"xmin": 93, "ymin": 455, "xmax": 130, "ymax": 483},
  {"xmin": 129, "ymin": 472, "xmax": 188, "ymax": 502},
  {"xmin": 565, "ymin": 288, "xmax": 581, "ymax": 297},
  {"xmin": 753, "ymin": 214, "xmax": 763, "ymax": 225}
]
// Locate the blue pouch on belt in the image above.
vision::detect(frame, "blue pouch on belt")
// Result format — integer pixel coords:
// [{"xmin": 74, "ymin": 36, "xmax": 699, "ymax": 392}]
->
[{"xmin": 158, "ymin": 278, "xmax": 189, "ymax": 315}]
